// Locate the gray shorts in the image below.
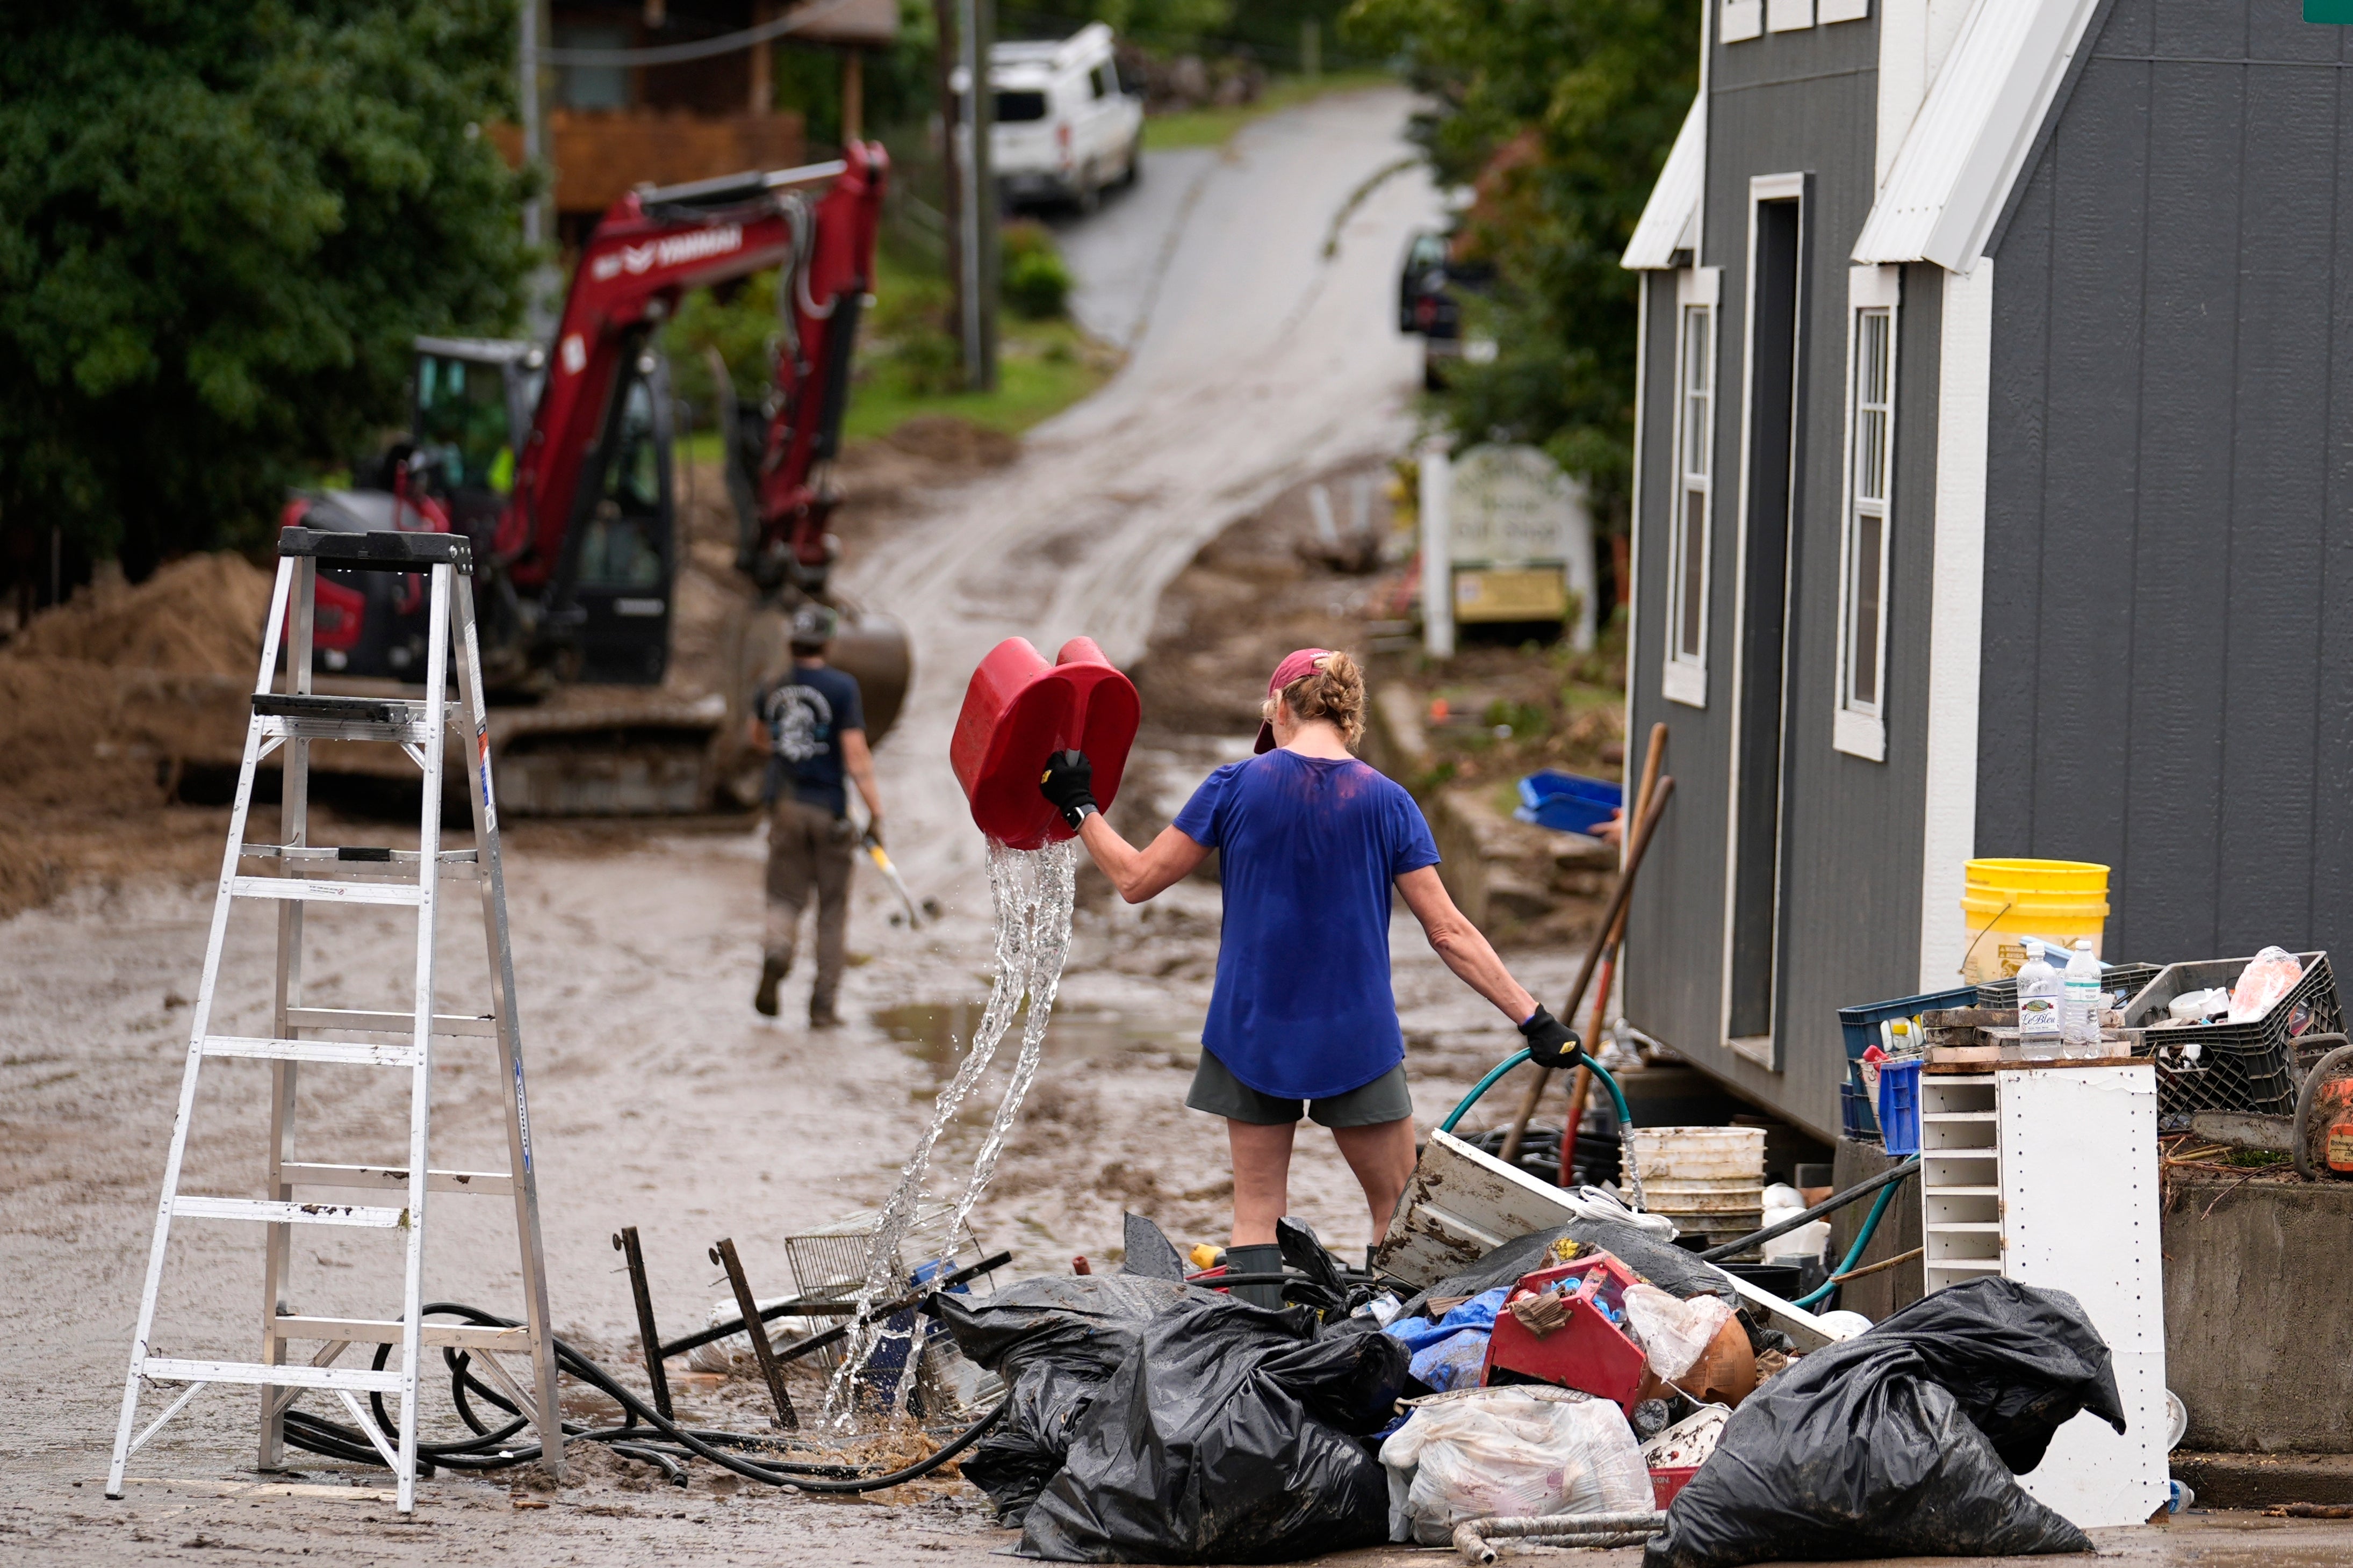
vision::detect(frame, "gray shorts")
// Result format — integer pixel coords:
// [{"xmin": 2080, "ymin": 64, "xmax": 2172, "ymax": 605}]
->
[{"xmin": 1187, "ymin": 1049, "xmax": 1414, "ymax": 1128}]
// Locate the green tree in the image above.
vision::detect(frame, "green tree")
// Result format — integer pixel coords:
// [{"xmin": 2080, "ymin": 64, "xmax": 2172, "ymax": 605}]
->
[
  {"xmin": 0, "ymin": 2, "xmax": 535, "ymax": 575},
  {"xmin": 1343, "ymin": 0, "xmax": 1697, "ymax": 532}
]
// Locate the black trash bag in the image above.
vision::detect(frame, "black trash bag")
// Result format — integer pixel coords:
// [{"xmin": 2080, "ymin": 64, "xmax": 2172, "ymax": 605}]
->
[
  {"xmin": 1642, "ymin": 1277, "xmax": 2126, "ymax": 1568},
  {"xmin": 930, "ymin": 1274, "xmax": 1196, "ymax": 1522},
  {"xmin": 1019, "ymin": 1289, "xmax": 1411, "ymax": 1563}
]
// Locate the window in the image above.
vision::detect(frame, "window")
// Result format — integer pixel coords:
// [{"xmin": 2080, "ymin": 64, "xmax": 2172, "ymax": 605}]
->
[
  {"xmin": 553, "ymin": 25, "xmax": 629, "ymax": 111},
  {"xmin": 995, "ymin": 90, "xmax": 1048, "ymax": 122},
  {"xmin": 1836, "ymin": 267, "xmax": 1899, "ymax": 761},
  {"xmin": 1664, "ymin": 268, "xmax": 1718, "ymax": 707}
]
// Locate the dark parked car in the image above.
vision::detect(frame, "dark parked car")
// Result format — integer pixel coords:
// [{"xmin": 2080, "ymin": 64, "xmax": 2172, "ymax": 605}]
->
[{"xmin": 1397, "ymin": 228, "xmax": 1493, "ymax": 390}]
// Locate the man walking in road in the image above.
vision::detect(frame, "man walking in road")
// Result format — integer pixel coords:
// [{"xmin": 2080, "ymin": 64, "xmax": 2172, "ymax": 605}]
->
[{"xmin": 751, "ymin": 604, "xmax": 883, "ymax": 1025}]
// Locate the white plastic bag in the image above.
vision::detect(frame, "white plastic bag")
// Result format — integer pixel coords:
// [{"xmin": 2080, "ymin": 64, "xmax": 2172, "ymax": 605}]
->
[
  {"xmin": 1623, "ymin": 1282, "xmax": 1736, "ymax": 1382},
  {"xmin": 2228, "ymin": 946, "xmax": 2303, "ymax": 1023},
  {"xmin": 1379, "ymin": 1386, "xmax": 1652, "ymax": 1546}
]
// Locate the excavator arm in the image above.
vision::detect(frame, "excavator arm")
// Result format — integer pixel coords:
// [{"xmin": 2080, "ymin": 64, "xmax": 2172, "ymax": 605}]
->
[{"xmin": 508, "ymin": 142, "xmax": 888, "ymax": 602}]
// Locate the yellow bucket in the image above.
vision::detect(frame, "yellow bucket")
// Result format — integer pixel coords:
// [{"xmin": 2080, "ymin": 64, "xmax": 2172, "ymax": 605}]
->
[{"xmin": 1960, "ymin": 858, "xmax": 2109, "ymax": 982}]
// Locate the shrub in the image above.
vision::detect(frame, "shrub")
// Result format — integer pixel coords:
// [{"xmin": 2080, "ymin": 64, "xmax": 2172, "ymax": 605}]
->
[{"xmin": 1000, "ymin": 221, "xmax": 1073, "ymax": 320}]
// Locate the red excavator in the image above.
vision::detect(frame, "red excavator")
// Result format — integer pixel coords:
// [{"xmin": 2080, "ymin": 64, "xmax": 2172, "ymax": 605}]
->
[{"xmin": 285, "ymin": 145, "xmax": 909, "ymax": 812}]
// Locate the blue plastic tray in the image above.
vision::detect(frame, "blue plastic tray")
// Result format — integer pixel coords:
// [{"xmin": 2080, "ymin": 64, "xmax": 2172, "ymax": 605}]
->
[{"xmin": 1514, "ymin": 770, "xmax": 1624, "ymax": 836}]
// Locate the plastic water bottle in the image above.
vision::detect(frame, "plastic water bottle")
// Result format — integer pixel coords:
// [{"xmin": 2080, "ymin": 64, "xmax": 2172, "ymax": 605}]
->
[
  {"xmin": 2016, "ymin": 939, "xmax": 2063, "ymax": 1060},
  {"xmin": 2063, "ymin": 940, "xmax": 2103, "ymax": 1056}
]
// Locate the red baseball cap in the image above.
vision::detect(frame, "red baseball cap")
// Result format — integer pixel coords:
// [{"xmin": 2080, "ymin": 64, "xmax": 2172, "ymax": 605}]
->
[{"xmin": 1253, "ymin": 647, "xmax": 1335, "ymax": 754}]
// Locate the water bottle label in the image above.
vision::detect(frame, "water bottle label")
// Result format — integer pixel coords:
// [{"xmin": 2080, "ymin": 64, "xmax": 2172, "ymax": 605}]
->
[{"xmin": 2019, "ymin": 997, "xmax": 2060, "ymax": 1036}]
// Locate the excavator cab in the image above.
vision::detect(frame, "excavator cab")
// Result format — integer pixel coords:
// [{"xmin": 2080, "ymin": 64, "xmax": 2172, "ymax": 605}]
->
[{"xmin": 409, "ymin": 335, "xmax": 678, "ymax": 687}]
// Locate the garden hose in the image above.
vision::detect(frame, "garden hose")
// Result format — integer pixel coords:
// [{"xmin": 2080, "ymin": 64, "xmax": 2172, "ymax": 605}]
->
[
  {"xmin": 276, "ymin": 1299, "xmax": 1006, "ymax": 1493},
  {"xmin": 1440, "ymin": 1047, "xmax": 1632, "ymax": 1137},
  {"xmin": 1790, "ymin": 1175, "xmax": 1906, "ymax": 1310}
]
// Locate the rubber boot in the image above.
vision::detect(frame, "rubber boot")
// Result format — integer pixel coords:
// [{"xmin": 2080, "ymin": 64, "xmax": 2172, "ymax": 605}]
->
[
  {"xmin": 1225, "ymin": 1243, "xmax": 1286, "ymax": 1309},
  {"xmin": 808, "ymin": 993, "xmax": 843, "ymax": 1029},
  {"xmin": 753, "ymin": 955, "xmax": 787, "ymax": 1017}
]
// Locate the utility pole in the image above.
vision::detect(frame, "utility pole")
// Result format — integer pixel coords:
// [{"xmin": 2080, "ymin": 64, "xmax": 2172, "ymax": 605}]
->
[
  {"xmin": 954, "ymin": 0, "xmax": 998, "ymax": 391},
  {"xmin": 1420, "ymin": 439, "xmax": 1455, "ymax": 659},
  {"xmin": 519, "ymin": 0, "xmax": 543, "ymax": 248}
]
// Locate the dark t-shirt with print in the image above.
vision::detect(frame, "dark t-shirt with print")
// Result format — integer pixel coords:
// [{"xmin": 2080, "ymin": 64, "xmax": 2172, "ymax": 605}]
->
[{"xmin": 757, "ymin": 662, "xmax": 865, "ymax": 814}]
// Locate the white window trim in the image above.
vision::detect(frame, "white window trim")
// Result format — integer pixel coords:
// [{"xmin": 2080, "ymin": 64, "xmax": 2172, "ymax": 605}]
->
[
  {"xmin": 1818, "ymin": 0, "xmax": 1869, "ymax": 22},
  {"xmin": 1722, "ymin": 0, "xmax": 1763, "ymax": 43},
  {"xmin": 1664, "ymin": 266, "xmax": 1720, "ymax": 710},
  {"xmin": 1767, "ymin": 0, "xmax": 1815, "ymax": 32},
  {"xmin": 1834, "ymin": 265, "xmax": 1900, "ymax": 763}
]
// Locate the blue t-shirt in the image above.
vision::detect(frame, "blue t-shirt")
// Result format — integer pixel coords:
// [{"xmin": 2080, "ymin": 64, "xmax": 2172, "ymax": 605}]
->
[
  {"xmin": 1173, "ymin": 750, "xmax": 1441, "ymax": 1100},
  {"xmin": 758, "ymin": 662, "xmax": 865, "ymax": 814}
]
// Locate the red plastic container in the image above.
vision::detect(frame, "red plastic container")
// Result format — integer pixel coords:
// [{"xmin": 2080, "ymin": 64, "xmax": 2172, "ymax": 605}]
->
[
  {"xmin": 1650, "ymin": 1465, "xmax": 1700, "ymax": 1509},
  {"xmin": 1480, "ymin": 1254, "xmax": 1648, "ymax": 1414},
  {"xmin": 951, "ymin": 636, "xmax": 1140, "ymax": 849}
]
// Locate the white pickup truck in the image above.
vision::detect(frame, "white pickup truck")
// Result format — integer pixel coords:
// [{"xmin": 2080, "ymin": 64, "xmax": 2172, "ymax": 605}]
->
[{"xmin": 990, "ymin": 23, "xmax": 1143, "ymax": 213}]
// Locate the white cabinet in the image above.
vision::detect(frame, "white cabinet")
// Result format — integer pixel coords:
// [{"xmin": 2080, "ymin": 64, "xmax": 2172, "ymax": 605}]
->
[{"xmin": 1917, "ymin": 1064, "xmax": 2168, "ymax": 1528}]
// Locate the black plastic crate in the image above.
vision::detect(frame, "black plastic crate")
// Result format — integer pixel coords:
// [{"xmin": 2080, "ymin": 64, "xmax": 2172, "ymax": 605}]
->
[
  {"xmin": 2120, "ymin": 951, "xmax": 2340, "ymax": 1118},
  {"xmin": 1976, "ymin": 962, "xmax": 2161, "ymax": 1013}
]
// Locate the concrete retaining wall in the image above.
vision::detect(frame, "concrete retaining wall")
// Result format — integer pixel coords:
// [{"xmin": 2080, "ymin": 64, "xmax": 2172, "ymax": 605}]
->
[{"xmin": 2163, "ymin": 1174, "xmax": 2353, "ymax": 1454}]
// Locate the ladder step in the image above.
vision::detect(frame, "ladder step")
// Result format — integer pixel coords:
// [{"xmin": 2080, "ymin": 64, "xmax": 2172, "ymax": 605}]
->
[
  {"xmin": 271, "ymin": 1316, "xmax": 531, "ymax": 1352},
  {"xmin": 143, "ymin": 1356, "xmax": 405, "ymax": 1393},
  {"xmin": 205, "ymin": 1036, "xmax": 423, "ymax": 1068},
  {"xmin": 231, "ymin": 876, "xmax": 426, "ymax": 907},
  {"xmin": 250, "ymin": 696, "xmax": 462, "ymax": 747},
  {"xmin": 283, "ymin": 1162, "xmax": 513, "ymax": 1197},
  {"xmin": 284, "ymin": 1007, "xmax": 496, "ymax": 1037},
  {"xmin": 242, "ymin": 847, "xmax": 480, "ymax": 885},
  {"xmin": 172, "ymin": 1196, "xmax": 406, "ymax": 1229}
]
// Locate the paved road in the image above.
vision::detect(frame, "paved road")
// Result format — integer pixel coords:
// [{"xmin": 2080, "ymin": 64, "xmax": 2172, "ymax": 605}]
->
[{"xmin": 845, "ymin": 86, "xmax": 1440, "ymax": 901}]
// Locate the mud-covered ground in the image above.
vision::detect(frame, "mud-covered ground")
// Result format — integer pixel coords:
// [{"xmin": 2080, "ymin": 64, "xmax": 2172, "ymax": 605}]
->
[{"xmin": 0, "ymin": 88, "xmax": 2318, "ymax": 1565}]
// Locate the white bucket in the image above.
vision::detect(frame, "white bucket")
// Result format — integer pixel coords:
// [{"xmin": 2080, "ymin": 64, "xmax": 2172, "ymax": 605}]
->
[
  {"xmin": 1640, "ymin": 1184, "xmax": 1767, "ymax": 1215},
  {"xmin": 1627, "ymin": 1126, "xmax": 1766, "ymax": 1184}
]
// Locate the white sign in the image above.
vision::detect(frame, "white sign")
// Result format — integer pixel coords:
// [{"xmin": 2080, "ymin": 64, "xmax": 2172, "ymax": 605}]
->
[{"xmin": 1448, "ymin": 445, "xmax": 1598, "ymax": 649}]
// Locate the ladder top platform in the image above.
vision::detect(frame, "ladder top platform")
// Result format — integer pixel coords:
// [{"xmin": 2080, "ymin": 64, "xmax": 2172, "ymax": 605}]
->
[{"xmin": 277, "ymin": 526, "xmax": 472, "ymax": 573}]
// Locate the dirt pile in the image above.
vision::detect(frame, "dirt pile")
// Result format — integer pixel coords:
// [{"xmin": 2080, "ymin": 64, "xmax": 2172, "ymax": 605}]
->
[
  {"xmin": 0, "ymin": 554, "xmax": 272, "ymax": 920},
  {"xmin": 5, "ymin": 552, "xmax": 275, "ymax": 675}
]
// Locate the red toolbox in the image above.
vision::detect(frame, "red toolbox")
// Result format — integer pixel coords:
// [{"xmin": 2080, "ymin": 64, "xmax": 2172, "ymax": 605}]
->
[{"xmin": 1480, "ymin": 1254, "xmax": 1647, "ymax": 1414}]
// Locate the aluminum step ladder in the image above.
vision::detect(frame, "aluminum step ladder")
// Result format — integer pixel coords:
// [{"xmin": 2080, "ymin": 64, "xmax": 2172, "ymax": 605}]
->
[{"xmin": 106, "ymin": 525, "xmax": 562, "ymax": 1513}]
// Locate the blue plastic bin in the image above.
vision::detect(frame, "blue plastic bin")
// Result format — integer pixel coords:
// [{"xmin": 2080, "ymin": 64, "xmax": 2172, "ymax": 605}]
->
[
  {"xmin": 1876, "ymin": 1060, "xmax": 1924, "ymax": 1156},
  {"xmin": 1514, "ymin": 771, "xmax": 1624, "ymax": 836},
  {"xmin": 1837, "ymin": 986, "xmax": 1978, "ymax": 1065},
  {"xmin": 1840, "ymin": 1075, "xmax": 1880, "ymax": 1140}
]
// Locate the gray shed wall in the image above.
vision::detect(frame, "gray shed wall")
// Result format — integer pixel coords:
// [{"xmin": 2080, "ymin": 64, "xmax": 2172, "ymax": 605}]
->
[
  {"xmin": 1627, "ymin": 18, "xmax": 1938, "ymax": 1140},
  {"xmin": 1980, "ymin": 0, "xmax": 2353, "ymax": 969}
]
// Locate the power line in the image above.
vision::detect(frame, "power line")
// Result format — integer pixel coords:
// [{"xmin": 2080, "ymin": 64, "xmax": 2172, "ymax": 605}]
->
[{"xmin": 539, "ymin": 0, "xmax": 870, "ymax": 67}]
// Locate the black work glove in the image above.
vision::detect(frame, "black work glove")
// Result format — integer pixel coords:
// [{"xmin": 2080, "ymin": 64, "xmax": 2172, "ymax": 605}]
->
[
  {"xmin": 1519, "ymin": 1004, "xmax": 1584, "ymax": 1070},
  {"xmin": 1040, "ymin": 749, "xmax": 1099, "ymax": 829}
]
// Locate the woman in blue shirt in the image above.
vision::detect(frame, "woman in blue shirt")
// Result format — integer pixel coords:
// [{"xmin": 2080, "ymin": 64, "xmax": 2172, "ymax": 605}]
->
[{"xmin": 1040, "ymin": 648, "xmax": 1578, "ymax": 1299}]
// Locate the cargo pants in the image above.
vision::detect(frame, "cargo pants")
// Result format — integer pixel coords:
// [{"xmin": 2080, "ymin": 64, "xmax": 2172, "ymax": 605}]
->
[{"xmin": 764, "ymin": 798, "xmax": 855, "ymax": 1016}]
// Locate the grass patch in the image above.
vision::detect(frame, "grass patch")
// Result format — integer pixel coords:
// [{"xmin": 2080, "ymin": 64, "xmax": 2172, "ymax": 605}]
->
[
  {"xmin": 842, "ymin": 317, "xmax": 1112, "ymax": 442},
  {"xmin": 1142, "ymin": 70, "xmax": 1395, "ymax": 150}
]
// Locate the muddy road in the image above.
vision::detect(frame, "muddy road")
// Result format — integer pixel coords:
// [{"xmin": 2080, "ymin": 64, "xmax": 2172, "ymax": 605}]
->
[{"xmin": 0, "ymin": 85, "xmax": 1531, "ymax": 1557}]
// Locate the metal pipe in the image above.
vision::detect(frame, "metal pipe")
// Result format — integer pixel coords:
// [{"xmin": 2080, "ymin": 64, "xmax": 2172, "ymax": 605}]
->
[
  {"xmin": 611, "ymin": 1227, "xmax": 672, "ymax": 1420},
  {"xmin": 710, "ymin": 1238, "xmax": 798, "ymax": 1429},
  {"xmin": 1694, "ymin": 1157, "xmax": 1920, "ymax": 1262},
  {"xmin": 1452, "ymin": 1512, "xmax": 1668, "ymax": 1564},
  {"xmin": 658, "ymin": 1249, "xmax": 1010, "ymax": 1360}
]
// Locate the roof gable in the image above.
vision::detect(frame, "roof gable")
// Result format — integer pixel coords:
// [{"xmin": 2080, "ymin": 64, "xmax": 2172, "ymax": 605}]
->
[{"xmin": 1852, "ymin": 0, "xmax": 2104, "ymax": 271}]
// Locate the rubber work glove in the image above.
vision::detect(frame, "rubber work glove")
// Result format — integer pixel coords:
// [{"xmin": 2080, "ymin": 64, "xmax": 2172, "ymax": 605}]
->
[
  {"xmin": 1040, "ymin": 749, "xmax": 1100, "ymax": 829},
  {"xmin": 1517, "ymin": 1004, "xmax": 1584, "ymax": 1070}
]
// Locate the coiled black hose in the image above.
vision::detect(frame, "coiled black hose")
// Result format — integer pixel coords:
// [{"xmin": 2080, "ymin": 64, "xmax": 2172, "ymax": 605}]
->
[{"xmin": 276, "ymin": 1300, "xmax": 1006, "ymax": 1493}]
